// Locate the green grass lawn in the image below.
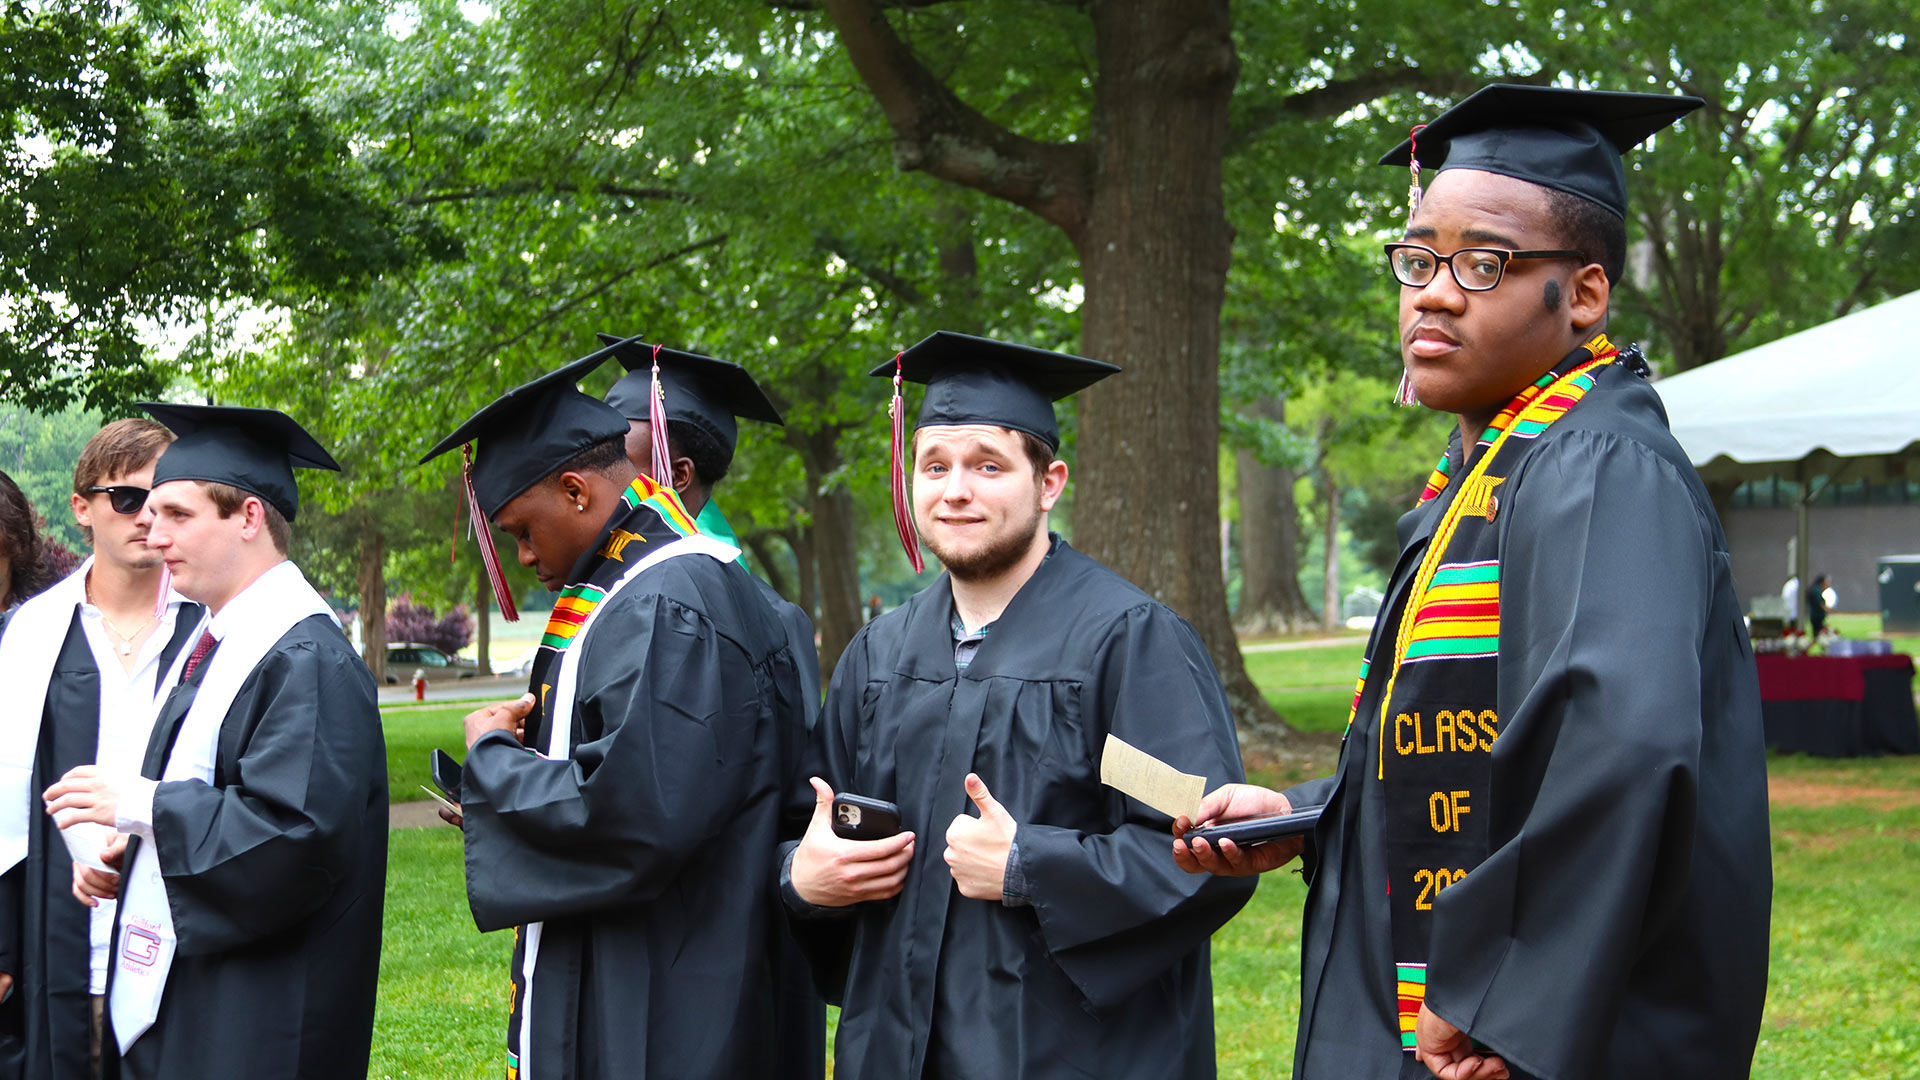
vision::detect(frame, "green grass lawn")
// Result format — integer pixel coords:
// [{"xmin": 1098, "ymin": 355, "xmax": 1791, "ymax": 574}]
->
[
  {"xmin": 368, "ymin": 679, "xmax": 1920, "ymax": 1076},
  {"xmin": 383, "ymin": 706, "xmax": 472, "ymax": 804}
]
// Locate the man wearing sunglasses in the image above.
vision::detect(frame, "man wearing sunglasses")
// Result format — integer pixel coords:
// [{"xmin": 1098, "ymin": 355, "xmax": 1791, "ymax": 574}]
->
[
  {"xmin": 1175, "ymin": 86, "xmax": 1770, "ymax": 1080},
  {"xmin": 0, "ymin": 419, "xmax": 206, "ymax": 1079}
]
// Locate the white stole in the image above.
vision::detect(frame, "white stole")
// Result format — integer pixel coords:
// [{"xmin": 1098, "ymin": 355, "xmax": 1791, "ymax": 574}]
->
[
  {"xmin": 516, "ymin": 535, "xmax": 737, "ymax": 1078},
  {"xmin": 110, "ymin": 561, "xmax": 337, "ymax": 1053},
  {"xmin": 0, "ymin": 559, "xmax": 200, "ymax": 875}
]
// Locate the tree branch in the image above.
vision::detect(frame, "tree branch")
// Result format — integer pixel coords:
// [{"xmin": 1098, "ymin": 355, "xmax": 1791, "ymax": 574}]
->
[
  {"xmin": 404, "ymin": 181, "xmax": 690, "ymax": 207},
  {"xmin": 815, "ymin": 233, "xmax": 925, "ymax": 304},
  {"xmin": 1228, "ymin": 66, "xmax": 1526, "ymax": 155},
  {"xmin": 819, "ymin": 0, "xmax": 1092, "ymax": 234},
  {"xmin": 477, "ymin": 233, "xmax": 729, "ymax": 357}
]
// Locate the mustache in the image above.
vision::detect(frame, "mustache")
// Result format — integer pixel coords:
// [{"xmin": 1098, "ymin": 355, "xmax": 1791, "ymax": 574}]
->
[{"xmin": 1403, "ymin": 317, "xmax": 1467, "ymax": 348}]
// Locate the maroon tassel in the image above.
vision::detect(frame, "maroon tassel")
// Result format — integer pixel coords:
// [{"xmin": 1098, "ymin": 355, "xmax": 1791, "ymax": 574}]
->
[
  {"xmin": 461, "ymin": 444, "xmax": 519, "ymax": 622},
  {"xmin": 648, "ymin": 345, "xmax": 673, "ymax": 491},
  {"xmin": 1396, "ymin": 123, "xmax": 1427, "ymax": 409},
  {"xmin": 888, "ymin": 354, "xmax": 923, "ymax": 574},
  {"xmin": 1406, "ymin": 122, "xmax": 1428, "ymax": 226}
]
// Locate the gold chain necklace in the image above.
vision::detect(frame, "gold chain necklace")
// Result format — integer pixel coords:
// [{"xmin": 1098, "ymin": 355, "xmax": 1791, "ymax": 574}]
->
[{"xmin": 86, "ymin": 575, "xmax": 158, "ymax": 657}]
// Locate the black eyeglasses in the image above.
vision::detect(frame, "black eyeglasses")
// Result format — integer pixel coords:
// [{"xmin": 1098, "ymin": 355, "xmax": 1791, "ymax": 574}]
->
[
  {"xmin": 86, "ymin": 486, "xmax": 149, "ymax": 515},
  {"xmin": 1384, "ymin": 243, "xmax": 1587, "ymax": 292}
]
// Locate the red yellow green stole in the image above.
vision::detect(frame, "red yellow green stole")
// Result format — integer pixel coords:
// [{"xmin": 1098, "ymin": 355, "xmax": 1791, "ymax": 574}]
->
[{"xmin": 1345, "ymin": 334, "xmax": 1617, "ymax": 1052}]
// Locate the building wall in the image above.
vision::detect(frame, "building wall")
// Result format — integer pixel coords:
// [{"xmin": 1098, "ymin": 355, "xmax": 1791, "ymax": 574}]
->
[{"xmin": 1720, "ymin": 504, "xmax": 1920, "ymax": 614}]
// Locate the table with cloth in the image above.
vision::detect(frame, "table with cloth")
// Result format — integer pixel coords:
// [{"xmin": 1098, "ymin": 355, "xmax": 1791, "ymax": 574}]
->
[{"xmin": 1754, "ymin": 653, "xmax": 1920, "ymax": 757}]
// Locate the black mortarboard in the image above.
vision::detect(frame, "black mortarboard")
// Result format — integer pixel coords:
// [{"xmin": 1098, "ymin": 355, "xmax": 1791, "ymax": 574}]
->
[
  {"xmin": 870, "ymin": 331, "xmax": 1118, "ymax": 574},
  {"xmin": 1378, "ymin": 84, "xmax": 1703, "ymax": 218},
  {"xmin": 867, "ymin": 331, "xmax": 1119, "ymax": 451},
  {"xmin": 141, "ymin": 403, "xmax": 340, "ymax": 522},
  {"xmin": 596, "ymin": 334, "xmax": 784, "ymax": 452},
  {"xmin": 418, "ymin": 340, "xmax": 634, "ymax": 519}
]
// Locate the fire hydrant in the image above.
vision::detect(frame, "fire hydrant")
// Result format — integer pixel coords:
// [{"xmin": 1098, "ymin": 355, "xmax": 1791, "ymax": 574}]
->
[{"xmin": 412, "ymin": 669, "xmax": 427, "ymax": 701}]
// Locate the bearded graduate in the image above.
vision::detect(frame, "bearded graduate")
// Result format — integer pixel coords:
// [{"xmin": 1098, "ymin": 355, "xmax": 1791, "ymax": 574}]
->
[
  {"xmin": 41, "ymin": 405, "xmax": 387, "ymax": 1079},
  {"xmin": 0, "ymin": 420, "xmax": 205, "ymax": 1079},
  {"xmin": 1175, "ymin": 86, "xmax": 1771, "ymax": 1080},
  {"xmin": 421, "ymin": 344, "xmax": 818, "ymax": 1080},
  {"xmin": 783, "ymin": 333, "xmax": 1256, "ymax": 1080}
]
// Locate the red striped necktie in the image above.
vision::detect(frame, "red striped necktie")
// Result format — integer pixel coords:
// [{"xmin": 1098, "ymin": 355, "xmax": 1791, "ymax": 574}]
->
[{"xmin": 182, "ymin": 629, "xmax": 217, "ymax": 682}]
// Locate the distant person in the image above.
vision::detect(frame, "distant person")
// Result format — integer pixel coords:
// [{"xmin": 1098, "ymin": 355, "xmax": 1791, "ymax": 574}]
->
[
  {"xmin": 43, "ymin": 404, "xmax": 387, "ymax": 1079},
  {"xmin": 0, "ymin": 470, "xmax": 55, "ymax": 614},
  {"xmin": 1176, "ymin": 86, "xmax": 1771, "ymax": 1080},
  {"xmin": 1781, "ymin": 573, "xmax": 1801, "ymax": 630},
  {"xmin": 1810, "ymin": 572, "xmax": 1833, "ymax": 636},
  {"xmin": 0, "ymin": 419, "xmax": 205, "ymax": 1080},
  {"xmin": 865, "ymin": 594, "xmax": 882, "ymax": 623},
  {"xmin": 787, "ymin": 332, "xmax": 1255, "ymax": 1079},
  {"xmin": 596, "ymin": 333, "xmax": 823, "ymax": 720}
]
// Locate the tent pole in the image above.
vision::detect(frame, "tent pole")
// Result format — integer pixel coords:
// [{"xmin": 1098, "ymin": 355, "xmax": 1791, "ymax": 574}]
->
[{"xmin": 1795, "ymin": 461, "xmax": 1812, "ymax": 631}]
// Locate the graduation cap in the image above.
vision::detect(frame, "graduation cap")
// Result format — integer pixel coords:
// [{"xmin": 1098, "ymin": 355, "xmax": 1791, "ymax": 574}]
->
[
  {"xmin": 596, "ymin": 334, "xmax": 785, "ymax": 460},
  {"xmin": 868, "ymin": 330, "xmax": 1119, "ymax": 572},
  {"xmin": 418, "ymin": 337, "xmax": 639, "ymax": 620},
  {"xmin": 141, "ymin": 403, "xmax": 340, "ymax": 523},
  {"xmin": 1379, "ymin": 84, "xmax": 1704, "ymax": 220}
]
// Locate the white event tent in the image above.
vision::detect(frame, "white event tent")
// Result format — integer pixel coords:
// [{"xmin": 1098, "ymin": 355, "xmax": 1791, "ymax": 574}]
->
[{"xmin": 1653, "ymin": 288, "xmax": 1920, "ymax": 621}]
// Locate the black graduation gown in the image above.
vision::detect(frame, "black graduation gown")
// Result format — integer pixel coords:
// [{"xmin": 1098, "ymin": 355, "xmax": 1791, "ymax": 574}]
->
[
  {"xmin": 461, "ymin": 553, "xmax": 819, "ymax": 1080},
  {"xmin": 0, "ymin": 611, "xmax": 198, "ymax": 1080},
  {"xmin": 799, "ymin": 540, "xmax": 1257, "ymax": 1080},
  {"xmin": 108, "ymin": 614, "xmax": 387, "ymax": 1080},
  {"xmin": 1288, "ymin": 365, "xmax": 1771, "ymax": 1080}
]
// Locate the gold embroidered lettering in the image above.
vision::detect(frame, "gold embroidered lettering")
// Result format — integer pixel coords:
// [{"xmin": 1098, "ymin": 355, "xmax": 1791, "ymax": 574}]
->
[
  {"xmin": 1435, "ymin": 709, "xmax": 1456, "ymax": 750},
  {"xmin": 1396, "ymin": 713, "xmax": 1416, "ymax": 756},
  {"xmin": 1477, "ymin": 710, "xmax": 1499, "ymax": 749},
  {"xmin": 1414, "ymin": 712, "xmax": 1434, "ymax": 755}
]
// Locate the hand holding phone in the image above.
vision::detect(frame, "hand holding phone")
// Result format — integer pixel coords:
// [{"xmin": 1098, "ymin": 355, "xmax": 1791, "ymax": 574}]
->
[{"xmin": 831, "ymin": 794, "xmax": 902, "ymax": 841}]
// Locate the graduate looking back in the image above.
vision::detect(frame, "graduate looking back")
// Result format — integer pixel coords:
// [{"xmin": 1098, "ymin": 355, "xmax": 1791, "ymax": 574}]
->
[
  {"xmin": 422, "ymin": 348, "xmax": 818, "ymax": 1080},
  {"xmin": 785, "ymin": 333, "xmax": 1256, "ymax": 1080},
  {"xmin": 44, "ymin": 405, "xmax": 387, "ymax": 1080},
  {"xmin": 1175, "ymin": 86, "xmax": 1771, "ymax": 1080}
]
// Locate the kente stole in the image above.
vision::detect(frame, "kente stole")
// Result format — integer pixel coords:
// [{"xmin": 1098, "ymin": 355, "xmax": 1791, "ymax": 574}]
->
[
  {"xmin": 506, "ymin": 473, "xmax": 700, "ymax": 1079},
  {"xmin": 1345, "ymin": 334, "xmax": 1618, "ymax": 1052}
]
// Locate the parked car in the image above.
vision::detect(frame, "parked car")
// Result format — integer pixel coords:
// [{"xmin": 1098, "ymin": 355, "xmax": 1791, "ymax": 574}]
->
[{"xmin": 384, "ymin": 643, "xmax": 480, "ymax": 685}]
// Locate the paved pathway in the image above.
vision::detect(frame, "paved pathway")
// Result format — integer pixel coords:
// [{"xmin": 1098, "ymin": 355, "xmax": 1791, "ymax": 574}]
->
[{"xmin": 1240, "ymin": 635, "xmax": 1366, "ymax": 654}]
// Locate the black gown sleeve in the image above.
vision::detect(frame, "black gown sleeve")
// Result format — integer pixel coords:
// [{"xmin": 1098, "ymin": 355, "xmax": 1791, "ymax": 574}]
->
[
  {"xmin": 461, "ymin": 593, "xmax": 770, "ymax": 931},
  {"xmin": 1016, "ymin": 606, "xmax": 1258, "ymax": 1011},
  {"xmin": 150, "ymin": 639, "xmax": 384, "ymax": 957},
  {"xmin": 1423, "ymin": 430, "xmax": 1721, "ymax": 1079},
  {"xmin": 776, "ymin": 629, "xmax": 871, "ymax": 1002},
  {"xmin": 0, "ymin": 861, "xmax": 19, "ymax": 984}
]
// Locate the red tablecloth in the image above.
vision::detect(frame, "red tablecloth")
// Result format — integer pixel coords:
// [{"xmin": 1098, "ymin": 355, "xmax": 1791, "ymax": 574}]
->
[{"xmin": 1754, "ymin": 653, "xmax": 1914, "ymax": 702}]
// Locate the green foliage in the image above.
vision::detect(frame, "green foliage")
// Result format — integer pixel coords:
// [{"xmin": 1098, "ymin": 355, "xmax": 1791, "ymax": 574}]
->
[{"xmin": 0, "ymin": 0, "xmax": 446, "ymax": 414}]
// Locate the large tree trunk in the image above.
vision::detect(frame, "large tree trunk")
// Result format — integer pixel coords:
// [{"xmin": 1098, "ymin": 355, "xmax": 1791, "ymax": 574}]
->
[
  {"xmin": 1072, "ymin": 1, "xmax": 1291, "ymax": 745},
  {"xmin": 1321, "ymin": 472, "xmax": 1341, "ymax": 631},
  {"xmin": 1235, "ymin": 398, "xmax": 1317, "ymax": 634},
  {"xmin": 474, "ymin": 559, "xmax": 492, "ymax": 676},
  {"xmin": 795, "ymin": 430, "xmax": 863, "ymax": 676},
  {"xmin": 358, "ymin": 520, "xmax": 387, "ymax": 684},
  {"xmin": 822, "ymin": 0, "xmax": 1294, "ymax": 746}
]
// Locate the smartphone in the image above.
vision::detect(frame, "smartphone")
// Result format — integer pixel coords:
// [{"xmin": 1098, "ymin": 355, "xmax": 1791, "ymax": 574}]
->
[
  {"xmin": 831, "ymin": 794, "xmax": 902, "ymax": 841},
  {"xmin": 1184, "ymin": 804, "xmax": 1323, "ymax": 848},
  {"xmin": 430, "ymin": 748, "xmax": 463, "ymax": 802}
]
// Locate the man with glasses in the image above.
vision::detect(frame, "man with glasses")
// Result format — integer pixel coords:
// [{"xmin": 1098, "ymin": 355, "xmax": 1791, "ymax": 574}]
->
[
  {"xmin": 0, "ymin": 419, "xmax": 205, "ymax": 1078},
  {"xmin": 1175, "ymin": 86, "xmax": 1770, "ymax": 1080}
]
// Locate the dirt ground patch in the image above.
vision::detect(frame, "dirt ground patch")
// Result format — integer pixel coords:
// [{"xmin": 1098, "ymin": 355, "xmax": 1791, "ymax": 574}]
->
[{"xmin": 1767, "ymin": 776, "xmax": 1920, "ymax": 809}]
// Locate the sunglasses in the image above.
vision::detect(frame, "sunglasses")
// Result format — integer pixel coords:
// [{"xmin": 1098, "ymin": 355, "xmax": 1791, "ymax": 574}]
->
[{"xmin": 86, "ymin": 485, "xmax": 150, "ymax": 515}]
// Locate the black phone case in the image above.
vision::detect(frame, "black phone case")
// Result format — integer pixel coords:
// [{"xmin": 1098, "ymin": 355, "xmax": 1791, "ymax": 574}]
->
[
  {"xmin": 832, "ymin": 794, "xmax": 902, "ymax": 841},
  {"xmin": 430, "ymin": 749, "xmax": 463, "ymax": 801},
  {"xmin": 1186, "ymin": 805, "xmax": 1323, "ymax": 847}
]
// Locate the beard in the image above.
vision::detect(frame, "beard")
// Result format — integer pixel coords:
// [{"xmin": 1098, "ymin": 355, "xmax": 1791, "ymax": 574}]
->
[{"xmin": 921, "ymin": 496, "xmax": 1046, "ymax": 583}]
